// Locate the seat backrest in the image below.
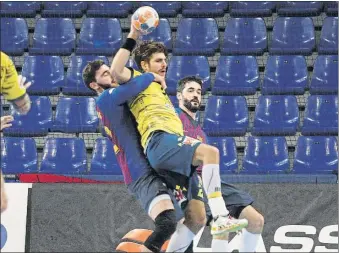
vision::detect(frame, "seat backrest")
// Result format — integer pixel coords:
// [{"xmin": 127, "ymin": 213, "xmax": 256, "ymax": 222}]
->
[
  {"xmin": 141, "ymin": 19, "xmax": 172, "ymax": 49},
  {"xmin": 243, "ymin": 136, "xmax": 289, "ymax": 173},
  {"xmin": 207, "ymin": 137, "xmax": 238, "ymax": 173},
  {"xmin": 319, "ymin": 17, "xmax": 338, "ymax": 49},
  {"xmin": 262, "ymin": 55, "xmax": 308, "ymax": 94},
  {"xmin": 140, "ymin": 2, "xmax": 181, "ymax": 11},
  {"xmin": 272, "ymin": 17, "xmax": 315, "ymax": 47},
  {"xmin": 253, "ymin": 95, "xmax": 299, "ymax": 134},
  {"xmin": 0, "ymin": 18, "xmax": 28, "ymax": 47},
  {"xmin": 304, "ymin": 95, "xmax": 338, "ymax": 127},
  {"xmin": 203, "ymin": 96, "xmax": 248, "ymax": 135},
  {"xmin": 91, "ymin": 137, "xmax": 120, "ymax": 174},
  {"xmin": 223, "ymin": 17, "xmax": 267, "ymax": 47},
  {"xmin": 87, "ymin": 2, "xmax": 132, "ymax": 10},
  {"xmin": 175, "ymin": 18, "xmax": 219, "ymax": 48},
  {"xmin": 7, "ymin": 96, "xmax": 52, "ymax": 130},
  {"xmin": 293, "ymin": 136, "xmax": 338, "ymax": 174},
  {"xmin": 43, "ymin": 1, "xmax": 87, "ymax": 10},
  {"xmin": 40, "ymin": 138, "xmax": 87, "ymax": 173},
  {"xmin": 54, "ymin": 97, "xmax": 99, "ymax": 132},
  {"xmin": 78, "ymin": 18, "xmax": 122, "ymax": 48},
  {"xmin": 166, "ymin": 56, "xmax": 210, "ymax": 94},
  {"xmin": 33, "ymin": 18, "xmax": 76, "ymax": 48},
  {"xmin": 231, "ymin": 1, "xmax": 275, "ymax": 9},
  {"xmin": 21, "ymin": 56, "xmax": 64, "ymax": 91},
  {"xmin": 1, "ymin": 137, "xmax": 38, "ymax": 173},
  {"xmin": 1, "ymin": 1, "xmax": 40, "ymax": 10},
  {"xmin": 182, "ymin": 2, "xmax": 228, "ymax": 10},
  {"xmin": 215, "ymin": 56, "xmax": 259, "ymax": 90}
]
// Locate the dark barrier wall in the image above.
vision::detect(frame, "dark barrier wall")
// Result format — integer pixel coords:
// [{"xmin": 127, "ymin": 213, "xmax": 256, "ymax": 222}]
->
[{"xmin": 28, "ymin": 184, "xmax": 338, "ymax": 252}]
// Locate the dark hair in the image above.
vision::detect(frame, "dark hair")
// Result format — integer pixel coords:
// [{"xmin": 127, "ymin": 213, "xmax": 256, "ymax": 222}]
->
[
  {"xmin": 177, "ymin": 76, "xmax": 203, "ymax": 93},
  {"xmin": 133, "ymin": 41, "xmax": 168, "ymax": 72},
  {"xmin": 82, "ymin": 60, "xmax": 105, "ymax": 92}
]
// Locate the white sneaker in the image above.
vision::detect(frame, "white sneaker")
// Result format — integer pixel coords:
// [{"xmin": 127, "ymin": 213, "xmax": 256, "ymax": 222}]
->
[{"xmin": 210, "ymin": 215, "xmax": 248, "ymax": 235}]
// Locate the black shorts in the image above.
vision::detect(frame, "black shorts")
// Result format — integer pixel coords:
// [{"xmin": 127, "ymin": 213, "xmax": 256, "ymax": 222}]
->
[{"xmin": 128, "ymin": 168, "xmax": 206, "ymax": 222}]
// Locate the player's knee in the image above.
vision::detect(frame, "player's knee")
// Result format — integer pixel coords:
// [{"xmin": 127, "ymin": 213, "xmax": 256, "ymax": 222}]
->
[
  {"xmin": 205, "ymin": 145, "xmax": 219, "ymax": 160},
  {"xmin": 247, "ymin": 213, "xmax": 264, "ymax": 234},
  {"xmin": 144, "ymin": 209, "xmax": 177, "ymax": 253}
]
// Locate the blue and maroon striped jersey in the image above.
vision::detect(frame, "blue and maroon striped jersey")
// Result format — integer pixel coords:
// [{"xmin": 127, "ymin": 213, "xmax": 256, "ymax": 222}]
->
[
  {"xmin": 176, "ymin": 108, "xmax": 207, "ymax": 174},
  {"xmin": 96, "ymin": 73, "xmax": 155, "ymax": 184}
]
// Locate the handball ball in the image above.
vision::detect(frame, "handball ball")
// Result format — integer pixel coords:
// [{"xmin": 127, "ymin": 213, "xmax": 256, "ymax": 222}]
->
[{"xmin": 132, "ymin": 6, "xmax": 159, "ymax": 35}]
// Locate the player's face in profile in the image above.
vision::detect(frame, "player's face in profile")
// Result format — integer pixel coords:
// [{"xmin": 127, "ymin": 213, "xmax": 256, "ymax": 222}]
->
[
  {"xmin": 181, "ymin": 82, "xmax": 202, "ymax": 113},
  {"xmin": 144, "ymin": 53, "xmax": 167, "ymax": 77},
  {"xmin": 95, "ymin": 64, "xmax": 117, "ymax": 89}
]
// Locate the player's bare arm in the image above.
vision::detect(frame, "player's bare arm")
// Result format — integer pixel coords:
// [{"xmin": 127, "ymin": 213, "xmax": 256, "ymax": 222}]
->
[{"xmin": 110, "ymin": 23, "xmax": 140, "ymax": 83}]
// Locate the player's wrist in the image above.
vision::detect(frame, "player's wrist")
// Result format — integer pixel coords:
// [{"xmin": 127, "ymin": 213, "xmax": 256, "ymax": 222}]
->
[{"xmin": 122, "ymin": 37, "xmax": 137, "ymax": 52}]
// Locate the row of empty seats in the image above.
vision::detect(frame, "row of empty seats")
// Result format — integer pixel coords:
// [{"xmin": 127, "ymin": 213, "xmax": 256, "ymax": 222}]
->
[
  {"xmin": 1, "ymin": 136, "xmax": 337, "ymax": 175},
  {"xmin": 1, "ymin": 2, "xmax": 337, "ymax": 18},
  {"xmin": 2, "ymin": 55, "xmax": 337, "ymax": 96},
  {"xmin": 1, "ymin": 17, "xmax": 338, "ymax": 56},
  {"xmin": 1, "ymin": 95, "xmax": 337, "ymax": 136}
]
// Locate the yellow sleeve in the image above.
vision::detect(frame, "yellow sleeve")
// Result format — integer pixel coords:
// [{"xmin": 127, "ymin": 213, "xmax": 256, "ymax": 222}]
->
[{"xmin": 0, "ymin": 52, "xmax": 26, "ymax": 101}]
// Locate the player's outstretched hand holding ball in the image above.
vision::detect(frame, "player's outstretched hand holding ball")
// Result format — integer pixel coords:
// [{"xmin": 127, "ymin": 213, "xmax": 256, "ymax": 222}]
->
[{"xmin": 131, "ymin": 6, "xmax": 160, "ymax": 35}]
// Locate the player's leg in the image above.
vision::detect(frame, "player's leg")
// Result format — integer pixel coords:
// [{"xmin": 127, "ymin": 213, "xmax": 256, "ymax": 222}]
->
[
  {"xmin": 237, "ymin": 206, "xmax": 264, "ymax": 252},
  {"xmin": 192, "ymin": 143, "xmax": 248, "ymax": 234},
  {"xmin": 221, "ymin": 182, "xmax": 264, "ymax": 253},
  {"xmin": 127, "ymin": 171, "xmax": 179, "ymax": 253}
]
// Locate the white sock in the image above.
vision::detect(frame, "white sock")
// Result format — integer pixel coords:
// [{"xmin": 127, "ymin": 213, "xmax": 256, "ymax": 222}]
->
[
  {"xmin": 212, "ymin": 239, "xmax": 229, "ymax": 252},
  {"xmin": 238, "ymin": 229, "xmax": 261, "ymax": 252},
  {"xmin": 166, "ymin": 223, "xmax": 195, "ymax": 252},
  {"xmin": 202, "ymin": 164, "xmax": 229, "ymax": 217}
]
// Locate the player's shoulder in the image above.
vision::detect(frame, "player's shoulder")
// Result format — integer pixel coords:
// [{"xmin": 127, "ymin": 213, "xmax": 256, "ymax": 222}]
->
[
  {"xmin": 0, "ymin": 51, "xmax": 10, "ymax": 64},
  {"xmin": 97, "ymin": 88, "xmax": 115, "ymax": 103}
]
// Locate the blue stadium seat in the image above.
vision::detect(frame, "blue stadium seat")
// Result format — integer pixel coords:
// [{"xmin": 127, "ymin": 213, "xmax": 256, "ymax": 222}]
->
[
  {"xmin": 77, "ymin": 18, "xmax": 122, "ymax": 55},
  {"xmin": 0, "ymin": 18, "xmax": 28, "ymax": 56},
  {"xmin": 42, "ymin": 2, "xmax": 87, "ymax": 18},
  {"xmin": 221, "ymin": 18, "xmax": 267, "ymax": 55},
  {"xmin": 262, "ymin": 56, "xmax": 308, "ymax": 95},
  {"xmin": 242, "ymin": 136, "xmax": 289, "ymax": 174},
  {"xmin": 166, "ymin": 56, "xmax": 210, "ymax": 95},
  {"xmin": 40, "ymin": 138, "xmax": 87, "ymax": 174},
  {"xmin": 182, "ymin": 2, "xmax": 228, "ymax": 17},
  {"xmin": 318, "ymin": 17, "xmax": 338, "ymax": 55},
  {"xmin": 213, "ymin": 56, "xmax": 259, "ymax": 95},
  {"xmin": 90, "ymin": 138, "xmax": 121, "ymax": 175},
  {"xmin": 310, "ymin": 55, "xmax": 338, "ymax": 94},
  {"xmin": 277, "ymin": 2, "xmax": 323, "ymax": 16},
  {"xmin": 325, "ymin": 2, "xmax": 338, "ymax": 16},
  {"xmin": 207, "ymin": 137, "xmax": 238, "ymax": 174},
  {"xmin": 139, "ymin": 2, "xmax": 181, "ymax": 17},
  {"xmin": 252, "ymin": 95, "xmax": 299, "ymax": 136},
  {"xmin": 1, "ymin": 137, "xmax": 38, "ymax": 174},
  {"xmin": 141, "ymin": 19, "xmax": 172, "ymax": 50},
  {"xmin": 51, "ymin": 97, "xmax": 99, "ymax": 133},
  {"xmin": 30, "ymin": 18, "xmax": 76, "ymax": 55},
  {"xmin": 0, "ymin": 2, "xmax": 40, "ymax": 17},
  {"xmin": 293, "ymin": 136, "xmax": 338, "ymax": 174},
  {"xmin": 126, "ymin": 58, "xmax": 139, "ymax": 70},
  {"xmin": 3, "ymin": 96, "xmax": 52, "ymax": 137},
  {"xmin": 203, "ymin": 96, "xmax": 248, "ymax": 136},
  {"xmin": 173, "ymin": 18, "xmax": 219, "ymax": 56},
  {"xmin": 302, "ymin": 95, "xmax": 338, "ymax": 135},
  {"xmin": 63, "ymin": 55, "xmax": 109, "ymax": 96},
  {"xmin": 229, "ymin": 1, "xmax": 275, "ymax": 17},
  {"xmin": 271, "ymin": 17, "xmax": 315, "ymax": 55},
  {"xmin": 21, "ymin": 56, "xmax": 64, "ymax": 95},
  {"xmin": 169, "ymin": 95, "xmax": 179, "ymax": 108},
  {"xmin": 87, "ymin": 2, "xmax": 133, "ymax": 18}
]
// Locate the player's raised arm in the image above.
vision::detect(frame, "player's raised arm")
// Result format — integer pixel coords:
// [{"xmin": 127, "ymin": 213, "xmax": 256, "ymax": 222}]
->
[{"xmin": 110, "ymin": 23, "xmax": 140, "ymax": 83}]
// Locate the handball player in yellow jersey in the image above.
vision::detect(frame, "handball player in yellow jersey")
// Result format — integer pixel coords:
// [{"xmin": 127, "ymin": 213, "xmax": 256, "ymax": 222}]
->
[
  {"xmin": 1, "ymin": 51, "xmax": 32, "ymax": 212},
  {"xmin": 110, "ymin": 25, "xmax": 248, "ymax": 251}
]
